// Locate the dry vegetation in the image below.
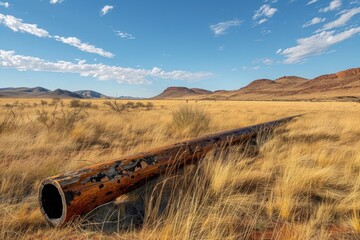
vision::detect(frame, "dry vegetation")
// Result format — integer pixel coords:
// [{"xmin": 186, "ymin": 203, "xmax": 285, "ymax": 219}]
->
[{"xmin": 0, "ymin": 98, "xmax": 360, "ymax": 239}]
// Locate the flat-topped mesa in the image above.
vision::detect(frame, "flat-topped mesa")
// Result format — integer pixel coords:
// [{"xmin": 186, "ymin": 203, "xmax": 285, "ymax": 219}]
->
[
  {"xmin": 247, "ymin": 79, "xmax": 275, "ymax": 86},
  {"xmin": 153, "ymin": 86, "xmax": 211, "ymax": 99},
  {"xmin": 274, "ymin": 76, "xmax": 308, "ymax": 83},
  {"xmin": 38, "ymin": 115, "xmax": 301, "ymax": 227}
]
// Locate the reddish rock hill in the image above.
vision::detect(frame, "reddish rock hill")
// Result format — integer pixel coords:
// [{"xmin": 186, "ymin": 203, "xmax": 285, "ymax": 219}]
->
[{"xmin": 153, "ymin": 67, "xmax": 360, "ymax": 101}]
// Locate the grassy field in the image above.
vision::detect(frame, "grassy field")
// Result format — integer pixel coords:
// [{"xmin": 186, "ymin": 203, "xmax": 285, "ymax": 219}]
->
[{"xmin": 0, "ymin": 98, "xmax": 360, "ymax": 239}]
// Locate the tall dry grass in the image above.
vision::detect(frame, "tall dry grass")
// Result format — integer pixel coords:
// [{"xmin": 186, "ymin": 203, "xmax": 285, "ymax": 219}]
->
[{"xmin": 0, "ymin": 99, "xmax": 359, "ymax": 239}]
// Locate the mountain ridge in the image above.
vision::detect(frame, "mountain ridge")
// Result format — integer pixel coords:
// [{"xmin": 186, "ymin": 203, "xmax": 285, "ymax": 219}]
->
[
  {"xmin": 0, "ymin": 87, "xmax": 140, "ymax": 99},
  {"xmin": 1, "ymin": 67, "xmax": 359, "ymax": 101},
  {"xmin": 153, "ymin": 67, "xmax": 360, "ymax": 101}
]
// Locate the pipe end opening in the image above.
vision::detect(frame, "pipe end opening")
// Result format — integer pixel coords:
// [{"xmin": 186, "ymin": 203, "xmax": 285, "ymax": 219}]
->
[{"xmin": 40, "ymin": 183, "xmax": 65, "ymax": 225}]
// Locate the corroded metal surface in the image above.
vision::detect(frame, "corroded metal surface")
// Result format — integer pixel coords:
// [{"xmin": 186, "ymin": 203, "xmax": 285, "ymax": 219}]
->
[{"xmin": 38, "ymin": 115, "xmax": 300, "ymax": 227}]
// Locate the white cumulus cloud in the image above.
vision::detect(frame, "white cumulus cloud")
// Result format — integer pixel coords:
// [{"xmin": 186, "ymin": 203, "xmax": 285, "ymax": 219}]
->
[
  {"xmin": 100, "ymin": 5, "xmax": 114, "ymax": 16},
  {"xmin": 210, "ymin": 20, "xmax": 242, "ymax": 36},
  {"xmin": 0, "ymin": 50, "xmax": 214, "ymax": 84},
  {"xmin": 253, "ymin": 4, "xmax": 278, "ymax": 25},
  {"xmin": 0, "ymin": 2, "xmax": 9, "ymax": 8},
  {"xmin": 302, "ymin": 17, "xmax": 326, "ymax": 28},
  {"xmin": 319, "ymin": 0, "xmax": 342, "ymax": 13},
  {"xmin": 277, "ymin": 27, "xmax": 360, "ymax": 63},
  {"xmin": 0, "ymin": 13, "xmax": 114, "ymax": 58}
]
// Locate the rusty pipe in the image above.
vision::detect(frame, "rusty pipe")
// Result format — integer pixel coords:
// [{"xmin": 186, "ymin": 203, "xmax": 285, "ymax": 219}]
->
[{"xmin": 38, "ymin": 115, "xmax": 300, "ymax": 227}]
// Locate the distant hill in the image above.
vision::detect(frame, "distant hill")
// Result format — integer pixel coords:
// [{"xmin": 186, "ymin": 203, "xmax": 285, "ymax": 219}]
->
[
  {"xmin": 0, "ymin": 87, "xmax": 50, "ymax": 98},
  {"xmin": 44, "ymin": 89, "xmax": 84, "ymax": 99},
  {"xmin": 0, "ymin": 87, "xmax": 84, "ymax": 99},
  {"xmin": 153, "ymin": 87, "xmax": 212, "ymax": 99},
  {"xmin": 117, "ymin": 96, "xmax": 145, "ymax": 100},
  {"xmin": 0, "ymin": 87, "xmax": 141, "ymax": 99},
  {"xmin": 153, "ymin": 67, "xmax": 360, "ymax": 101},
  {"xmin": 75, "ymin": 90, "xmax": 110, "ymax": 99}
]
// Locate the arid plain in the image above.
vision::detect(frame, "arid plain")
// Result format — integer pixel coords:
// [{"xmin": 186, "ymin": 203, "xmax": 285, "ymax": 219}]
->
[{"xmin": 1, "ymin": 98, "xmax": 360, "ymax": 239}]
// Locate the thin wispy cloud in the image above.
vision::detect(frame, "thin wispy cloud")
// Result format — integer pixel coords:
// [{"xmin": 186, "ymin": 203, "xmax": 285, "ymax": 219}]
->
[
  {"xmin": 0, "ymin": 50, "xmax": 214, "ymax": 84},
  {"xmin": 258, "ymin": 19, "xmax": 268, "ymax": 25},
  {"xmin": 319, "ymin": 7, "xmax": 360, "ymax": 31},
  {"xmin": 253, "ymin": 4, "xmax": 278, "ymax": 25},
  {"xmin": 210, "ymin": 20, "xmax": 242, "ymax": 36},
  {"xmin": 302, "ymin": 17, "xmax": 326, "ymax": 28},
  {"xmin": 218, "ymin": 45, "xmax": 225, "ymax": 51},
  {"xmin": 0, "ymin": 13, "xmax": 114, "ymax": 58},
  {"xmin": 115, "ymin": 30, "xmax": 135, "ymax": 40},
  {"xmin": 0, "ymin": 1, "xmax": 9, "ymax": 8},
  {"xmin": 50, "ymin": 0, "xmax": 64, "ymax": 4},
  {"xmin": 53, "ymin": 36, "xmax": 114, "ymax": 58},
  {"xmin": 242, "ymin": 66, "xmax": 261, "ymax": 71},
  {"xmin": 307, "ymin": 0, "xmax": 318, "ymax": 5},
  {"xmin": 100, "ymin": 5, "xmax": 114, "ymax": 16},
  {"xmin": 319, "ymin": 0, "xmax": 342, "ymax": 13},
  {"xmin": 254, "ymin": 58, "xmax": 274, "ymax": 65},
  {"xmin": 277, "ymin": 27, "xmax": 360, "ymax": 63}
]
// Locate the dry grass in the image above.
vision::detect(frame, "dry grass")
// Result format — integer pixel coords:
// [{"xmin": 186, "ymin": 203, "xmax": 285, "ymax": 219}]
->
[{"xmin": 0, "ymin": 99, "xmax": 360, "ymax": 239}]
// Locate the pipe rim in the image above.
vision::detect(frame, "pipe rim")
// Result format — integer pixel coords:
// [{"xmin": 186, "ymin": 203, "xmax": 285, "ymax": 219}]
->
[{"xmin": 38, "ymin": 178, "xmax": 67, "ymax": 227}]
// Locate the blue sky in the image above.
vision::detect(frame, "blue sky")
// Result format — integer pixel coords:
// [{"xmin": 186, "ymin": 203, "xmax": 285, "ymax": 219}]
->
[{"xmin": 0, "ymin": 0, "xmax": 359, "ymax": 97}]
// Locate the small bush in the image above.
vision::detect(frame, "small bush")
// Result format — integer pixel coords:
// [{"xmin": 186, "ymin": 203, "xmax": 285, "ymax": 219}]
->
[
  {"xmin": 146, "ymin": 102, "xmax": 154, "ymax": 110},
  {"xmin": 4, "ymin": 103, "xmax": 13, "ymax": 108},
  {"xmin": 50, "ymin": 98, "xmax": 61, "ymax": 106},
  {"xmin": 69, "ymin": 100, "xmax": 92, "ymax": 108},
  {"xmin": 56, "ymin": 107, "xmax": 88, "ymax": 132},
  {"xmin": 104, "ymin": 100, "xmax": 154, "ymax": 113},
  {"xmin": 171, "ymin": 105, "xmax": 211, "ymax": 137},
  {"xmin": 125, "ymin": 102, "xmax": 135, "ymax": 109},
  {"xmin": 135, "ymin": 102, "xmax": 146, "ymax": 108},
  {"xmin": 35, "ymin": 103, "xmax": 88, "ymax": 133},
  {"xmin": 69, "ymin": 99, "xmax": 81, "ymax": 108},
  {"xmin": 80, "ymin": 101, "xmax": 92, "ymax": 108},
  {"xmin": 36, "ymin": 107, "xmax": 55, "ymax": 130},
  {"xmin": 0, "ymin": 110, "xmax": 18, "ymax": 134},
  {"xmin": 40, "ymin": 100, "xmax": 48, "ymax": 106},
  {"xmin": 104, "ymin": 100, "xmax": 125, "ymax": 113}
]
